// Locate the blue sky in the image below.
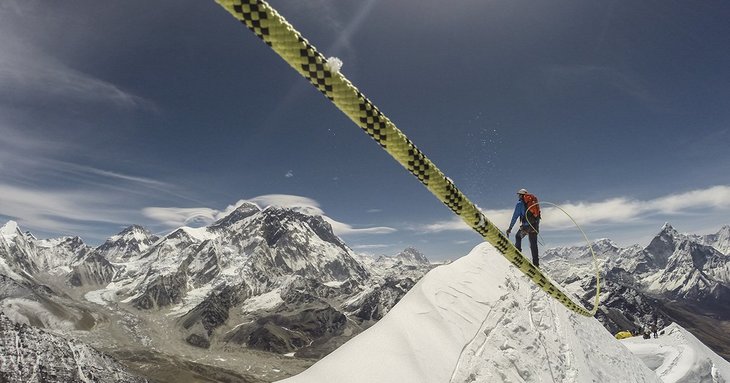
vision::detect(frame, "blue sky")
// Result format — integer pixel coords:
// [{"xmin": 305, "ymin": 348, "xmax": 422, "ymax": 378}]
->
[{"xmin": 1, "ymin": 0, "xmax": 728, "ymax": 261}]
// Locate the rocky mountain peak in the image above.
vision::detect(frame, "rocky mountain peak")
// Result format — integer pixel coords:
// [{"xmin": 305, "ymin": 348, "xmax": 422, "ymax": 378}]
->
[
  {"xmin": 706, "ymin": 225, "xmax": 730, "ymax": 255},
  {"xmin": 259, "ymin": 207, "xmax": 345, "ymax": 250},
  {"xmin": 164, "ymin": 226, "xmax": 214, "ymax": 243},
  {"xmin": 0, "ymin": 220, "xmax": 20, "ymax": 240},
  {"xmin": 592, "ymin": 238, "xmax": 620, "ymax": 252},
  {"xmin": 64, "ymin": 236, "xmax": 86, "ymax": 248},
  {"xmin": 213, "ymin": 202, "xmax": 261, "ymax": 228},
  {"xmin": 118, "ymin": 224, "xmax": 153, "ymax": 238},
  {"xmin": 394, "ymin": 247, "xmax": 429, "ymax": 265},
  {"xmin": 659, "ymin": 222, "xmax": 679, "ymax": 237},
  {"xmin": 645, "ymin": 223, "xmax": 681, "ymax": 260},
  {"xmin": 95, "ymin": 225, "xmax": 158, "ymax": 261},
  {"xmin": 35, "ymin": 235, "xmax": 81, "ymax": 248},
  {"xmin": 116, "ymin": 225, "xmax": 154, "ymax": 241}
]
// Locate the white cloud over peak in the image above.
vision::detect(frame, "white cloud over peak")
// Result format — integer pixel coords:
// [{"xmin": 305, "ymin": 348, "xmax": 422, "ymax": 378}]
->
[
  {"xmin": 143, "ymin": 194, "xmax": 397, "ymax": 236},
  {"xmin": 247, "ymin": 194, "xmax": 322, "ymax": 212},
  {"xmin": 140, "ymin": 207, "xmax": 218, "ymax": 228},
  {"xmin": 324, "ymin": 218, "xmax": 396, "ymax": 236}
]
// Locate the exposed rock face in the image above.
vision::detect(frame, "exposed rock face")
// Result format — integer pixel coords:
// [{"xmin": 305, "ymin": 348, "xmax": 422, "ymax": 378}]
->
[
  {"xmin": 68, "ymin": 252, "xmax": 116, "ymax": 287},
  {"xmin": 131, "ymin": 271, "xmax": 188, "ymax": 309},
  {"xmin": 224, "ymin": 307, "xmax": 347, "ymax": 354},
  {"xmin": 179, "ymin": 283, "xmax": 251, "ymax": 349},
  {"xmin": 249, "ymin": 207, "xmax": 370, "ymax": 283},
  {"xmin": 0, "ymin": 313, "xmax": 148, "ymax": 383},
  {"xmin": 347, "ymin": 277, "xmax": 418, "ymax": 321}
]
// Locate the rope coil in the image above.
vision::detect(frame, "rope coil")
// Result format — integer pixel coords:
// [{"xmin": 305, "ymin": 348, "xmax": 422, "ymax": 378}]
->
[{"xmin": 214, "ymin": 0, "xmax": 598, "ymax": 316}]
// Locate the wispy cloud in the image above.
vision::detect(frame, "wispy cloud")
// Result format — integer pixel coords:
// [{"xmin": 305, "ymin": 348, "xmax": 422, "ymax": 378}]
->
[
  {"xmin": 419, "ymin": 218, "xmax": 471, "ymax": 233},
  {"xmin": 352, "ymin": 244, "xmax": 391, "ymax": 250},
  {"xmin": 0, "ymin": 124, "xmax": 186, "ymax": 238},
  {"xmin": 66, "ymin": 164, "xmax": 167, "ymax": 187},
  {"xmin": 0, "ymin": 33, "xmax": 151, "ymax": 110},
  {"xmin": 325, "ymin": 219, "xmax": 396, "ymax": 236},
  {"xmin": 417, "ymin": 185, "xmax": 730, "ymax": 234},
  {"xmin": 141, "ymin": 207, "xmax": 218, "ymax": 228},
  {"xmin": 284, "ymin": 0, "xmax": 378, "ymax": 57},
  {"xmin": 247, "ymin": 194, "xmax": 322, "ymax": 214},
  {"xmin": 0, "ymin": 184, "xmax": 137, "ymax": 235},
  {"xmin": 0, "ymin": 17, "xmax": 168, "ymax": 239},
  {"xmin": 326, "ymin": 0, "xmax": 378, "ymax": 56},
  {"xmin": 0, "ymin": 160, "xmax": 185, "ymax": 238}
]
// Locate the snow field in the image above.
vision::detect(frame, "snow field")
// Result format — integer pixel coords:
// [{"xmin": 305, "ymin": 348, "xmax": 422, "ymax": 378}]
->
[{"xmin": 623, "ymin": 323, "xmax": 730, "ymax": 383}]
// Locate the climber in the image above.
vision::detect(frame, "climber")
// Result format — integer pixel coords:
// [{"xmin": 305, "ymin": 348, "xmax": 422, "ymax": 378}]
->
[{"xmin": 506, "ymin": 189, "xmax": 541, "ymax": 267}]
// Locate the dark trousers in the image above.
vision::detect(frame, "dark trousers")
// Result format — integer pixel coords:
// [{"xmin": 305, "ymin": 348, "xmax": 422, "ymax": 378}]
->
[{"xmin": 516, "ymin": 225, "xmax": 539, "ymax": 267}]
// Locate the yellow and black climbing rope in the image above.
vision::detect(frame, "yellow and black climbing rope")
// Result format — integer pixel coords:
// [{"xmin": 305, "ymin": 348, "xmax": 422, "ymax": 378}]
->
[{"xmin": 214, "ymin": 0, "xmax": 598, "ymax": 317}]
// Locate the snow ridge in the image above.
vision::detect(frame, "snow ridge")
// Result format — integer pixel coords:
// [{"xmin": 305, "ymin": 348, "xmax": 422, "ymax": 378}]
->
[
  {"xmin": 279, "ymin": 243, "xmax": 660, "ymax": 383},
  {"xmin": 623, "ymin": 323, "xmax": 730, "ymax": 383}
]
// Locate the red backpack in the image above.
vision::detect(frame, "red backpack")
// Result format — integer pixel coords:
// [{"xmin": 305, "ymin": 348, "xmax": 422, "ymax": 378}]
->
[{"xmin": 522, "ymin": 193, "xmax": 541, "ymax": 221}]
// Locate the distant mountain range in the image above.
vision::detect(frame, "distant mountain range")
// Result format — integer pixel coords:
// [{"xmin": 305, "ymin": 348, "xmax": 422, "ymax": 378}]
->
[
  {"xmin": 0, "ymin": 203, "xmax": 432, "ymax": 381},
  {"xmin": 1, "ymin": 204, "xmax": 728, "ymax": 381},
  {"xmin": 542, "ymin": 223, "xmax": 730, "ymax": 360}
]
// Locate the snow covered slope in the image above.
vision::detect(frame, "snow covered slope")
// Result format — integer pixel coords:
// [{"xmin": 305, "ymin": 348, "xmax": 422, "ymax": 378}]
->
[
  {"xmin": 279, "ymin": 243, "xmax": 660, "ymax": 383},
  {"xmin": 623, "ymin": 323, "xmax": 730, "ymax": 383}
]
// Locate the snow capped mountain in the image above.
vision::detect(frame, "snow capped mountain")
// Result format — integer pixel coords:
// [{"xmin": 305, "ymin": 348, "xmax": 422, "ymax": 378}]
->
[
  {"xmin": 96, "ymin": 224, "xmax": 159, "ymax": 262},
  {"xmin": 390, "ymin": 247, "xmax": 429, "ymax": 266},
  {"xmin": 643, "ymin": 240, "xmax": 730, "ymax": 301},
  {"xmin": 210, "ymin": 201, "xmax": 260, "ymax": 229},
  {"xmin": 0, "ymin": 208, "xmax": 434, "ymax": 381},
  {"xmin": 612, "ymin": 224, "xmax": 730, "ymax": 307},
  {"xmin": 701, "ymin": 225, "xmax": 730, "ymax": 255},
  {"xmin": 279, "ymin": 243, "xmax": 661, "ymax": 383},
  {"xmin": 0, "ymin": 203, "xmax": 432, "ymax": 368},
  {"xmin": 0, "ymin": 220, "xmax": 39, "ymax": 281},
  {"xmin": 0, "ymin": 220, "xmax": 19, "ymax": 239},
  {"xmin": 0, "ymin": 227, "xmax": 101, "ymax": 334},
  {"xmin": 1, "ymin": 220, "xmax": 96, "ymax": 283},
  {"xmin": 543, "ymin": 223, "xmax": 730, "ymax": 360},
  {"xmin": 36, "ymin": 236, "xmax": 90, "ymax": 273},
  {"xmin": 0, "ymin": 312, "xmax": 148, "ymax": 382},
  {"xmin": 2, "ymin": 214, "xmax": 730, "ymax": 382},
  {"xmin": 111, "ymin": 205, "xmax": 374, "ymax": 313}
]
